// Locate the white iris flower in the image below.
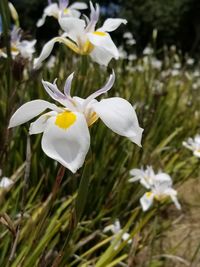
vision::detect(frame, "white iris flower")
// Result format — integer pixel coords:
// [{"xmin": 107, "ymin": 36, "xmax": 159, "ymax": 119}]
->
[
  {"xmin": 34, "ymin": 2, "xmax": 127, "ymax": 68},
  {"xmin": 182, "ymin": 134, "xmax": 200, "ymax": 158},
  {"xmin": 37, "ymin": 0, "xmax": 87, "ymax": 27},
  {"xmin": 0, "ymin": 170, "xmax": 13, "ymax": 189},
  {"xmin": 9, "ymin": 71, "xmax": 143, "ymax": 173},
  {"xmin": 129, "ymin": 167, "xmax": 181, "ymax": 211},
  {"xmin": 0, "ymin": 27, "xmax": 36, "ymax": 60}
]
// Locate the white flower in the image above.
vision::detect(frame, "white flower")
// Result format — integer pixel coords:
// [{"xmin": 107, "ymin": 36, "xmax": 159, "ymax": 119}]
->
[
  {"xmin": 37, "ymin": 0, "xmax": 87, "ymax": 27},
  {"xmin": 150, "ymin": 58, "xmax": 162, "ymax": 70},
  {"xmin": 9, "ymin": 71, "xmax": 143, "ymax": 173},
  {"xmin": 34, "ymin": 2, "xmax": 127, "ymax": 68},
  {"xmin": 186, "ymin": 58, "xmax": 194, "ymax": 66},
  {"xmin": 0, "ymin": 177, "xmax": 13, "ymax": 188},
  {"xmin": 126, "ymin": 39, "xmax": 136, "ymax": 46},
  {"xmin": 129, "ymin": 167, "xmax": 181, "ymax": 211},
  {"xmin": 128, "ymin": 54, "xmax": 137, "ymax": 61},
  {"xmin": 123, "ymin": 32, "xmax": 133, "ymax": 40},
  {"xmin": 103, "ymin": 219, "xmax": 131, "ymax": 249},
  {"xmin": 143, "ymin": 47, "xmax": 153, "ymax": 55},
  {"xmin": 183, "ymin": 135, "xmax": 200, "ymax": 158},
  {"xmin": 129, "ymin": 166, "xmax": 156, "ymax": 189},
  {"xmin": 0, "ymin": 27, "xmax": 36, "ymax": 60},
  {"xmin": 0, "ymin": 170, "xmax": 13, "ymax": 189}
]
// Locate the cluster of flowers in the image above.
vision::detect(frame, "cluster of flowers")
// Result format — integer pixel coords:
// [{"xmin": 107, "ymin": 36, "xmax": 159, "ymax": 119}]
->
[{"xmin": 6, "ymin": 1, "xmax": 183, "ymax": 214}]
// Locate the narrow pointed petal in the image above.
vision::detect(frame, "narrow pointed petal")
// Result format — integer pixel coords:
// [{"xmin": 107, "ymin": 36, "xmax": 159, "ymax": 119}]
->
[
  {"xmin": 92, "ymin": 97, "xmax": 143, "ymax": 146},
  {"xmin": 34, "ymin": 38, "xmax": 59, "ymax": 69},
  {"xmin": 98, "ymin": 18, "xmax": 127, "ymax": 32},
  {"xmin": 140, "ymin": 192, "xmax": 154, "ymax": 211},
  {"xmin": 84, "ymin": 70, "xmax": 115, "ymax": 106},
  {"xmin": 42, "ymin": 80, "xmax": 76, "ymax": 110},
  {"xmin": 64, "ymin": 72, "xmax": 74, "ymax": 96},
  {"xmin": 87, "ymin": 32, "xmax": 119, "ymax": 58},
  {"xmin": 29, "ymin": 111, "xmax": 57, "ymax": 135},
  {"xmin": 9, "ymin": 100, "xmax": 58, "ymax": 128},
  {"xmin": 41, "ymin": 112, "xmax": 90, "ymax": 173}
]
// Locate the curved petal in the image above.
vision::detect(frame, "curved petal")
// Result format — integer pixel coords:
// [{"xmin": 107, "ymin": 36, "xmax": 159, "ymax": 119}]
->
[
  {"xmin": 90, "ymin": 46, "xmax": 114, "ymax": 66},
  {"xmin": 92, "ymin": 97, "xmax": 143, "ymax": 146},
  {"xmin": 37, "ymin": 4, "xmax": 59, "ymax": 27},
  {"xmin": 37, "ymin": 14, "xmax": 47, "ymax": 27},
  {"xmin": 34, "ymin": 38, "xmax": 59, "ymax": 69},
  {"xmin": 87, "ymin": 32, "xmax": 119, "ymax": 58},
  {"xmin": 98, "ymin": 18, "xmax": 127, "ymax": 32},
  {"xmin": 41, "ymin": 112, "xmax": 90, "ymax": 173},
  {"xmin": 166, "ymin": 188, "xmax": 181, "ymax": 210},
  {"xmin": 84, "ymin": 70, "xmax": 115, "ymax": 107},
  {"xmin": 9, "ymin": 100, "xmax": 58, "ymax": 128},
  {"xmin": 64, "ymin": 72, "xmax": 74, "ymax": 96},
  {"xmin": 140, "ymin": 192, "xmax": 154, "ymax": 211},
  {"xmin": 29, "ymin": 111, "xmax": 57, "ymax": 135},
  {"xmin": 58, "ymin": 17, "xmax": 86, "ymax": 43},
  {"xmin": 70, "ymin": 2, "xmax": 88, "ymax": 10},
  {"xmin": 193, "ymin": 150, "xmax": 200, "ymax": 158}
]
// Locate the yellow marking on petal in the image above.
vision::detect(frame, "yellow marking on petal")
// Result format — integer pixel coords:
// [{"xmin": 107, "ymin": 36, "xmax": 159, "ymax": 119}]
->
[
  {"xmin": 11, "ymin": 45, "xmax": 19, "ymax": 53},
  {"xmin": 146, "ymin": 192, "xmax": 153, "ymax": 198},
  {"xmin": 55, "ymin": 37, "xmax": 80, "ymax": 54},
  {"xmin": 63, "ymin": 8, "xmax": 69, "ymax": 15},
  {"xmin": 93, "ymin": 31, "xmax": 107, "ymax": 36},
  {"xmin": 55, "ymin": 111, "xmax": 76, "ymax": 130},
  {"xmin": 87, "ymin": 112, "xmax": 98, "ymax": 127},
  {"xmin": 82, "ymin": 40, "xmax": 94, "ymax": 54}
]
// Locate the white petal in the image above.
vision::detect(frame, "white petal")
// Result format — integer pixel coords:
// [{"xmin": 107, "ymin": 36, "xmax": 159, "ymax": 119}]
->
[
  {"xmin": 140, "ymin": 192, "xmax": 154, "ymax": 211},
  {"xmin": 90, "ymin": 46, "xmax": 114, "ymax": 66},
  {"xmin": 98, "ymin": 18, "xmax": 127, "ymax": 32},
  {"xmin": 84, "ymin": 70, "xmax": 115, "ymax": 106},
  {"xmin": 34, "ymin": 37, "xmax": 64, "ymax": 69},
  {"xmin": 165, "ymin": 188, "xmax": 181, "ymax": 210},
  {"xmin": 193, "ymin": 150, "xmax": 200, "ymax": 158},
  {"xmin": 58, "ymin": 17, "xmax": 85, "ymax": 43},
  {"xmin": 41, "ymin": 112, "xmax": 90, "ymax": 173},
  {"xmin": 0, "ymin": 177, "xmax": 13, "ymax": 188},
  {"xmin": 92, "ymin": 97, "xmax": 143, "ymax": 146},
  {"xmin": 37, "ymin": 14, "xmax": 47, "ymax": 27},
  {"xmin": 9, "ymin": 100, "xmax": 58, "ymax": 128},
  {"xmin": 87, "ymin": 32, "xmax": 119, "ymax": 58},
  {"xmin": 37, "ymin": 4, "xmax": 59, "ymax": 27},
  {"xmin": 122, "ymin": 232, "xmax": 131, "ymax": 243},
  {"xmin": 70, "ymin": 2, "xmax": 87, "ymax": 10},
  {"xmin": 29, "ymin": 111, "xmax": 57, "ymax": 135}
]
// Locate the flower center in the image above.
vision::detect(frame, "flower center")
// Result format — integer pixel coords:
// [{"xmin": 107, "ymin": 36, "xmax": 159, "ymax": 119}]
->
[{"xmin": 55, "ymin": 111, "xmax": 76, "ymax": 130}]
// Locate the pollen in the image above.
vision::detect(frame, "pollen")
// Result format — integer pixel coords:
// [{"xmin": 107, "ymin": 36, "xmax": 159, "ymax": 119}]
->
[
  {"xmin": 93, "ymin": 31, "xmax": 107, "ymax": 36},
  {"xmin": 55, "ymin": 111, "xmax": 76, "ymax": 130}
]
